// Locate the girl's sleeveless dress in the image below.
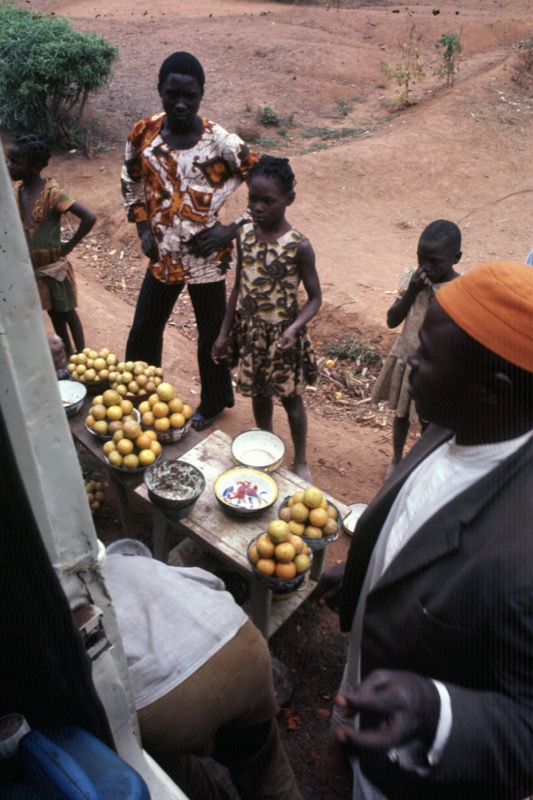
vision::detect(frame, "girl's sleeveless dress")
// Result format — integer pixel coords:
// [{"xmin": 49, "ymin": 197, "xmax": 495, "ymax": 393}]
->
[{"xmin": 231, "ymin": 223, "xmax": 317, "ymax": 398}]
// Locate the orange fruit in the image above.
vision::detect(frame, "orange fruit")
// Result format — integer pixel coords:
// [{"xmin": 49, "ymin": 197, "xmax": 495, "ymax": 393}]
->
[
  {"xmin": 279, "ymin": 506, "xmax": 292, "ymax": 523},
  {"xmin": 266, "ymin": 519, "xmax": 290, "ymax": 543},
  {"xmin": 309, "ymin": 507, "xmax": 328, "ymax": 527},
  {"xmin": 327, "ymin": 504, "xmax": 338, "ymax": 520},
  {"xmin": 303, "ymin": 486, "xmax": 324, "ymax": 509},
  {"xmin": 85, "ymin": 415, "xmax": 95, "ymax": 429},
  {"xmin": 323, "ymin": 518, "xmax": 338, "ymax": 536},
  {"xmin": 152, "ymin": 401, "xmax": 169, "ymax": 419},
  {"xmin": 102, "ymin": 440, "xmax": 116, "ymax": 456},
  {"xmin": 108, "ymin": 420, "xmax": 124, "ymax": 435},
  {"xmin": 288, "ymin": 533, "xmax": 305, "ymax": 553},
  {"xmin": 117, "ymin": 438, "xmax": 134, "ymax": 456},
  {"xmin": 275, "ymin": 561, "xmax": 297, "ymax": 580},
  {"xmin": 290, "ymin": 502, "xmax": 309, "ymax": 523},
  {"xmin": 116, "ymin": 384, "xmax": 128, "ymax": 397},
  {"xmin": 275, "ymin": 542, "xmax": 296, "ymax": 563},
  {"xmin": 154, "ymin": 416, "xmax": 170, "ymax": 431},
  {"xmin": 91, "ymin": 403, "xmax": 107, "ymax": 421},
  {"xmin": 138, "ymin": 449, "xmax": 156, "ymax": 466},
  {"xmin": 144, "ymin": 429, "xmax": 158, "ymax": 442},
  {"xmin": 120, "ymin": 399, "xmax": 134, "ymax": 416},
  {"xmin": 148, "ymin": 393, "xmax": 159, "ymax": 407},
  {"xmin": 138, "ymin": 400, "xmax": 151, "ymax": 415},
  {"xmin": 248, "ymin": 545, "xmax": 259, "ymax": 565},
  {"xmin": 142, "ymin": 411, "xmax": 155, "ymax": 427},
  {"xmin": 169, "ymin": 412, "xmax": 185, "ymax": 428},
  {"xmin": 107, "ymin": 450, "xmax": 123, "ymax": 467},
  {"xmin": 102, "ymin": 389, "xmax": 121, "ymax": 407},
  {"xmin": 112, "ymin": 430, "xmax": 125, "ymax": 443},
  {"xmin": 122, "ymin": 420, "xmax": 142, "ymax": 440},
  {"xmin": 292, "ymin": 490, "xmax": 306, "ymax": 505},
  {"xmin": 288, "ymin": 520, "xmax": 305, "ymax": 537},
  {"xmin": 294, "ymin": 554, "xmax": 311, "ymax": 573},
  {"xmin": 168, "ymin": 396, "xmax": 184, "ymax": 414},
  {"xmin": 93, "ymin": 420, "xmax": 108, "ymax": 436},
  {"xmin": 156, "ymin": 382, "xmax": 176, "ymax": 402},
  {"xmin": 256, "ymin": 535, "xmax": 276, "ymax": 559},
  {"xmin": 256, "ymin": 558, "xmax": 276, "ymax": 577},
  {"xmin": 106, "ymin": 405, "xmax": 123, "ymax": 421},
  {"xmin": 181, "ymin": 403, "xmax": 193, "ymax": 420},
  {"xmin": 136, "ymin": 433, "xmax": 153, "ymax": 451},
  {"xmin": 150, "ymin": 440, "xmax": 162, "ymax": 456},
  {"xmin": 304, "ymin": 525, "xmax": 323, "ymax": 539},
  {"xmin": 122, "ymin": 453, "xmax": 140, "ymax": 470}
]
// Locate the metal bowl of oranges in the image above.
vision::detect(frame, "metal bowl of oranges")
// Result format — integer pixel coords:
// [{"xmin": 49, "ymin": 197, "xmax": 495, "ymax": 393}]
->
[
  {"xmin": 247, "ymin": 529, "xmax": 313, "ymax": 598},
  {"xmin": 137, "ymin": 383, "xmax": 193, "ymax": 444},
  {"xmin": 277, "ymin": 486, "xmax": 340, "ymax": 551},
  {"xmin": 102, "ymin": 423, "xmax": 163, "ymax": 474}
]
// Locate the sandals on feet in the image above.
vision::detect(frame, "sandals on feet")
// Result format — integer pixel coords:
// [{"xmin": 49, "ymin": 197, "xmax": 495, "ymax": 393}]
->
[{"xmin": 190, "ymin": 411, "xmax": 218, "ymax": 431}]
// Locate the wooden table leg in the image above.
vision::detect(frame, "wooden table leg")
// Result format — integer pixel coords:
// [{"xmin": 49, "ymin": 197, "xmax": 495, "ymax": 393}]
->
[
  {"xmin": 248, "ymin": 579, "xmax": 272, "ymax": 639},
  {"xmin": 152, "ymin": 507, "xmax": 174, "ymax": 563},
  {"xmin": 310, "ymin": 547, "xmax": 325, "ymax": 581},
  {"xmin": 106, "ymin": 471, "xmax": 139, "ymax": 537}
]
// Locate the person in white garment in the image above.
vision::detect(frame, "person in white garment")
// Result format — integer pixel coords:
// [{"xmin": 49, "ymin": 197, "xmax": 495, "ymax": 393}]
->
[
  {"xmin": 316, "ymin": 261, "xmax": 533, "ymax": 800},
  {"xmin": 103, "ymin": 553, "xmax": 302, "ymax": 800}
]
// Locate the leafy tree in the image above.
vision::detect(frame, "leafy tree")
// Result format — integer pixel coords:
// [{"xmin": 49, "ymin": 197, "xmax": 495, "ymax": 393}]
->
[
  {"xmin": 434, "ymin": 33, "xmax": 462, "ymax": 87},
  {"xmin": 0, "ymin": 5, "xmax": 118, "ymax": 149},
  {"xmin": 380, "ymin": 25, "xmax": 425, "ymax": 110}
]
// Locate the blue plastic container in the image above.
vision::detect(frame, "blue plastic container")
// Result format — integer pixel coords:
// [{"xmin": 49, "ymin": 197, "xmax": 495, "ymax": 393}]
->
[{"xmin": 0, "ymin": 714, "xmax": 150, "ymax": 800}]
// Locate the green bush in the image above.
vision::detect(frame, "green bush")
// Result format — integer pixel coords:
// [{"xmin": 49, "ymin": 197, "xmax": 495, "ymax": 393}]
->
[{"xmin": 0, "ymin": 5, "xmax": 118, "ymax": 149}]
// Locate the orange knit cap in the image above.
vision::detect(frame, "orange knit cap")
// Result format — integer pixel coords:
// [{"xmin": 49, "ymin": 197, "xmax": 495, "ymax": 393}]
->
[{"xmin": 436, "ymin": 261, "xmax": 533, "ymax": 373}]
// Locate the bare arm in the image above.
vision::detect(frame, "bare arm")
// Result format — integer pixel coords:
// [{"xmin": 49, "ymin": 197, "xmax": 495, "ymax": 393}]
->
[
  {"xmin": 212, "ymin": 236, "xmax": 243, "ymax": 363},
  {"xmin": 276, "ymin": 239, "xmax": 322, "ymax": 351},
  {"xmin": 387, "ymin": 268, "xmax": 432, "ymax": 328},
  {"xmin": 60, "ymin": 202, "xmax": 96, "ymax": 257}
]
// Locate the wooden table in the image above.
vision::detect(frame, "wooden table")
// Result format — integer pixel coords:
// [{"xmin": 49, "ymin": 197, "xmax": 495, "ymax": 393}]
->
[{"xmin": 135, "ymin": 430, "xmax": 349, "ymax": 639}]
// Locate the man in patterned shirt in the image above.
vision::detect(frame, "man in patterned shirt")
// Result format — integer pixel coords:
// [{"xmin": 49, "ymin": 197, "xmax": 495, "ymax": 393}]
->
[{"xmin": 122, "ymin": 51, "xmax": 258, "ymax": 430}]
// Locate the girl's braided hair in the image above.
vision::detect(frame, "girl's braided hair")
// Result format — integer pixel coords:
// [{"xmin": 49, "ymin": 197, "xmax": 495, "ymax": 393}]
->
[
  {"xmin": 248, "ymin": 155, "xmax": 295, "ymax": 193},
  {"xmin": 10, "ymin": 132, "xmax": 51, "ymax": 170}
]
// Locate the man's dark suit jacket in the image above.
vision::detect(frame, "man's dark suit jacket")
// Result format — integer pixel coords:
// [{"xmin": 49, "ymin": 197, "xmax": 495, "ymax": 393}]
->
[{"xmin": 339, "ymin": 424, "xmax": 533, "ymax": 800}]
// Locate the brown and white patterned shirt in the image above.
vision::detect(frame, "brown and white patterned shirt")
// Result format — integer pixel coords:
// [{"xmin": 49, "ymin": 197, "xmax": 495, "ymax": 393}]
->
[{"xmin": 121, "ymin": 112, "xmax": 257, "ymax": 284}]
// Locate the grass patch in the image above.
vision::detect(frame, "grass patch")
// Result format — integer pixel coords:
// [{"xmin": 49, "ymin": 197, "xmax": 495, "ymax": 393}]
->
[
  {"xmin": 326, "ymin": 336, "xmax": 383, "ymax": 369},
  {"xmin": 302, "ymin": 125, "xmax": 368, "ymax": 141},
  {"xmin": 302, "ymin": 142, "xmax": 330, "ymax": 153},
  {"xmin": 255, "ymin": 137, "xmax": 281, "ymax": 148}
]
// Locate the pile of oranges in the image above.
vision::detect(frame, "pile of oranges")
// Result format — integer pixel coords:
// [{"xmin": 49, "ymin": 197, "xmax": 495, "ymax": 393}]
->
[
  {"xmin": 102, "ymin": 419, "xmax": 162, "ymax": 469},
  {"xmin": 138, "ymin": 382, "xmax": 193, "ymax": 433},
  {"xmin": 278, "ymin": 486, "xmax": 339, "ymax": 540},
  {"xmin": 248, "ymin": 519, "xmax": 312, "ymax": 580},
  {"xmin": 86, "ymin": 389, "xmax": 139, "ymax": 438}
]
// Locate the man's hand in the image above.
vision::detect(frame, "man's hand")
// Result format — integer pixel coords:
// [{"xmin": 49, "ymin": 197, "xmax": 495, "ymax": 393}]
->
[
  {"xmin": 315, "ymin": 562, "xmax": 345, "ymax": 611},
  {"xmin": 187, "ymin": 222, "xmax": 237, "ymax": 259},
  {"xmin": 334, "ymin": 670, "xmax": 440, "ymax": 755},
  {"xmin": 137, "ymin": 224, "xmax": 159, "ymax": 262}
]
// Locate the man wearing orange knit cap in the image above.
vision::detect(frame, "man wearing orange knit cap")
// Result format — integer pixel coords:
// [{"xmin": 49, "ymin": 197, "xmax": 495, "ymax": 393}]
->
[{"xmin": 317, "ymin": 262, "xmax": 533, "ymax": 800}]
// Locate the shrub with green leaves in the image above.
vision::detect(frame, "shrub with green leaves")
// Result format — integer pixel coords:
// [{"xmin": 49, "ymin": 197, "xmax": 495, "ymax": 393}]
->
[
  {"xmin": 0, "ymin": 5, "xmax": 118, "ymax": 149},
  {"xmin": 434, "ymin": 33, "xmax": 462, "ymax": 87}
]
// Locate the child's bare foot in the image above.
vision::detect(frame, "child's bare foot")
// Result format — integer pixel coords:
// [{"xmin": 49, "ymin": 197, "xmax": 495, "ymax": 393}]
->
[{"xmin": 293, "ymin": 460, "xmax": 312, "ymax": 482}]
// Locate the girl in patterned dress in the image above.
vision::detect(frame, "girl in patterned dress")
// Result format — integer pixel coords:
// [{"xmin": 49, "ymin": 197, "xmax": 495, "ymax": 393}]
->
[
  {"xmin": 213, "ymin": 156, "xmax": 322, "ymax": 481},
  {"xmin": 7, "ymin": 132, "xmax": 96, "ymax": 356}
]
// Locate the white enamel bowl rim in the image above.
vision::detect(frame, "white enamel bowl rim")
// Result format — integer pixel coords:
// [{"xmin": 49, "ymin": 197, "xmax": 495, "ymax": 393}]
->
[{"xmin": 231, "ymin": 429, "xmax": 286, "ymax": 471}]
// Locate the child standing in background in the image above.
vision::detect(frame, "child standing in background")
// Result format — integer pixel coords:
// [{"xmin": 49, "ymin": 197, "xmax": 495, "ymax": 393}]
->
[
  {"xmin": 7, "ymin": 132, "xmax": 96, "ymax": 356},
  {"xmin": 372, "ymin": 219, "xmax": 462, "ymax": 475},
  {"xmin": 213, "ymin": 156, "xmax": 322, "ymax": 481}
]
